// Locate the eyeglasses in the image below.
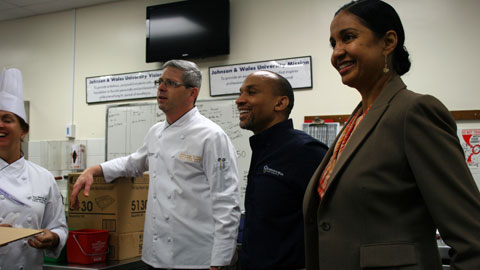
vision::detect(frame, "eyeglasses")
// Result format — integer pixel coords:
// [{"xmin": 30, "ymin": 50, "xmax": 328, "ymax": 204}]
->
[{"xmin": 154, "ymin": 78, "xmax": 190, "ymax": 88}]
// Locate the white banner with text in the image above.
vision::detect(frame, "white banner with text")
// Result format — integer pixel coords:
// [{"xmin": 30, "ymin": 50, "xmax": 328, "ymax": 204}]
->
[
  {"xmin": 209, "ymin": 56, "xmax": 312, "ymax": 96},
  {"xmin": 86, "ymin": 69, "xmax": 162, "ymax": 104}
]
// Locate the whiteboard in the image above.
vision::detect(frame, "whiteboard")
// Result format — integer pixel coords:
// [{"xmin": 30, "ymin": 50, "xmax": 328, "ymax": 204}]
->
[{"xmin": 106, "ymin": 99, "xmax": 251, "ymax": 209}]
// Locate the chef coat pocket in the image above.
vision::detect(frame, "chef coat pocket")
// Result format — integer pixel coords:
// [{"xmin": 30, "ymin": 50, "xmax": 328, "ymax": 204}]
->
[{"xmin": 360, "ymin": 242, "xmax": 417, "ymax": 269}]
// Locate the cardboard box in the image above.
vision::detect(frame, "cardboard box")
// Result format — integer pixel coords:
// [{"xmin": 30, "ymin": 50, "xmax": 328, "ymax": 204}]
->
[
  {"xmin": 68, "ymin": 173, "xmax": 149, "ymax": 233},
  {"xmin": 107, "ymin": 231, "xmax": 143, "ymax": 260}
]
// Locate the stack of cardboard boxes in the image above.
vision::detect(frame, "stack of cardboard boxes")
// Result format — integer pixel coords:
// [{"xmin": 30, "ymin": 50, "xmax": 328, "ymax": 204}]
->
[{"xmin": 67, "ymin": 173, "xmax": 149, "ymax": 261}]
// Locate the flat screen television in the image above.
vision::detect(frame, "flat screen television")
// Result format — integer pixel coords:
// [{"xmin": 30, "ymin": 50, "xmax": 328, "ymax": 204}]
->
[{"xmin": 146, "ymin": 0, "xmax": 230, "ymax": 63}]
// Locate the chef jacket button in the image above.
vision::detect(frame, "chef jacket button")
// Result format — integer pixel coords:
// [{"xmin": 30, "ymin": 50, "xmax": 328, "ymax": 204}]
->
[
  {"xmin": 167, "ymin": 237, "xmax": 172, "ymax": 243},
  {"xmin": 23, "ymin": 240, "xmax": 28, "ymax": 246},
  {"xmin": 27, "ymin": 216, "xmax": 32, "ymax": 223},
  {"xmin": 180, "ymin": 135, "xmax": 185, "ymax": 140},
  {"xmin": 320, "ymin": 222, "xmax": 331, "ymax": 231},
  {"xmin": 21, "ymin": 177, "xmax": 27, "ymax": 181},
  {"xmin": 167, "ymin": 193, "xmax": 171, "ymax": 199},
  {"xmin": 152, "ymin": 216, "xmax": 156, "ymax": 220},
  {"xmin": 18, "ymin": 266, "xmax": 24, "ymax": 270},
  {"xmin": 0, "ymin": 195, "xmax": 4, "ymax": 200},
  {"xmin": 165, "ymin": 215, "xmax": 169, "ymax": 221},
  {"xmin": 154, "ymin": 236, "xmax": 158, "ymax": 241},
  {"xmin": 153, "ymin": 194, "xmax": 157, "ymax": 199},
  {"xmin": 171, "ymin": 155, "xmax": 175, "ymax": 159}
]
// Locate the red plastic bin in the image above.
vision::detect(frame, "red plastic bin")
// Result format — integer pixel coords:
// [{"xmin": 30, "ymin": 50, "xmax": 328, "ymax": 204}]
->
[{"xmin": 67, "ymin": 229, "xmax": 109, "ymax": 264}]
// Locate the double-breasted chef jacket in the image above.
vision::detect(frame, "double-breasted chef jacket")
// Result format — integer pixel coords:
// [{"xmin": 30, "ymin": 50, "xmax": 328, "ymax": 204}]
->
[
  {"xmin": 0, "ymin": 157, "xmax": 68, "ymax": 270},
  {"xmin": 101, "ymin": 107, "xmax": 241, "ymax": 269}
]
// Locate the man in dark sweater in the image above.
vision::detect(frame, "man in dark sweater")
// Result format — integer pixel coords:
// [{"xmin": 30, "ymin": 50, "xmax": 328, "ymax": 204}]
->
[{"xmin": 236, "ymin": 70, "xmax": 328, "ymax": 270}]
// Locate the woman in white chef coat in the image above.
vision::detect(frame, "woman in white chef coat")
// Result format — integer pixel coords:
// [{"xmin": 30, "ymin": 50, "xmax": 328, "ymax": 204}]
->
[{"xmin": 0, "ymin": 68, "xmax": 67, "ymax": 270}]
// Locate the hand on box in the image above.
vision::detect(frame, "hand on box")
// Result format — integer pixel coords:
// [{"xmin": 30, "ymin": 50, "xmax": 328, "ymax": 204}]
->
[
  {"xmin": 70, "ymin": 165, "xmax": 103, "ymax": 209},
  {"xmin": 28, "ymin": 229, "xmax": 59, "ymax": 250}
]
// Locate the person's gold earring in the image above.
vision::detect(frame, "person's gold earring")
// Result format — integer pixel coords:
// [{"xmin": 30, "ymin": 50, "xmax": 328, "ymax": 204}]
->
[{"xmin": 383, "ymin": 54, "xmax": 390, "ymax": 74}]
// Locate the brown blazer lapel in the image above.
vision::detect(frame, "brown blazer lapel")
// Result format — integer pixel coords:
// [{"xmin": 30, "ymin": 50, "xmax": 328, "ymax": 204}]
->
[
  {"xmin": 304, "ymin": 124, "xmax": 343, "ymax": 211},
  {"xmin": 303, "ymin": 103, "xmax": 362, "ymax": 210},
  {"xmin": 321, "ymin": 76, "xmax": 407, "ymax": 200}
]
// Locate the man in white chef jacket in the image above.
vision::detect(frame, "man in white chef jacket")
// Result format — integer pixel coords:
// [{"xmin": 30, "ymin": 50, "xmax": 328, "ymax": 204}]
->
[{"xmin": 71, "ymin": 60, "xmax": 241, "ymax": 270}]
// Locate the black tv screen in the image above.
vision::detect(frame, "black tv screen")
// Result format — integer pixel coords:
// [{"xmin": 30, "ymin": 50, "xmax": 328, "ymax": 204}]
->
[{"xmin": 146, "ymin": 0, "xmax": 230, "ymax": 63}]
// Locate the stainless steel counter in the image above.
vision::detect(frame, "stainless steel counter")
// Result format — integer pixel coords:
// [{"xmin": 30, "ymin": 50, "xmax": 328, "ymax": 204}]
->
[{"xmin": 43, "ymin": 257, "xmax": 148, "ymax": 270}]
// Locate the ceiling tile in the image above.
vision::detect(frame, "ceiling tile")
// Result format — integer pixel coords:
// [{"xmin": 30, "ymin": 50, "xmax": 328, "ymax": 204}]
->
[
  {"xmin": 3, "ymin": 0, "xmax": 53, "ymax": 7},
  {"xmin": 0, "ymin": 6, "xmax": 35, "ymax": 21},
  {"xmin": 0, "ymin": 1, "xmax": 17, "ymax": 9},
  {"xmin": 0, "ymin": 0, "xmax": 124, "ymax": 21}
]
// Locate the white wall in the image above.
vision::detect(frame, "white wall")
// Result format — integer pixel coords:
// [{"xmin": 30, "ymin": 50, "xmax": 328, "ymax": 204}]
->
[{"xmin": 0, "ymin": 0, "xmax": 479, "ymax": 142}]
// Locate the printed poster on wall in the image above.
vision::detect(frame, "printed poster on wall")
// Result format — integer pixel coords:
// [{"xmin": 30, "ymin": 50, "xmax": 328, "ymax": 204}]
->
[
  {"xmin": 209, "ymin": 56, "xmax": 312, "ymax": 97},
  {"xmin": 86, "ymin": 69, "xmax": 162, "ymax": 104},
  {"xmin": 458, "ymin": 128, "xmax": 480, "ymax": 188}
]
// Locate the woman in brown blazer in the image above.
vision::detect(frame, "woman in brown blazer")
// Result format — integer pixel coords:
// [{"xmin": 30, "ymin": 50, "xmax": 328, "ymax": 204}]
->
[{"xmin": 303, "ymin": 0, "xmax": 480, "ymax": 269}]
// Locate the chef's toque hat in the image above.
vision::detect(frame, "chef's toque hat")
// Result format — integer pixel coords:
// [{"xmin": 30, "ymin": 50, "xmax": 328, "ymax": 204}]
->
[{"xmin": 0, "ymin": 68, "xmax": 27, "ymax": 123}]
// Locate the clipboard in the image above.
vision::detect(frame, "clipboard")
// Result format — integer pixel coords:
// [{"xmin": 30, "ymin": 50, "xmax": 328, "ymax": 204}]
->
[
  {"xmin": 303, "ymin": 117, "xmax": 340, "ymax": 147},
  {"xmin": 0, "ymin": 227, "xmax": 42, "ymax": 245}
]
